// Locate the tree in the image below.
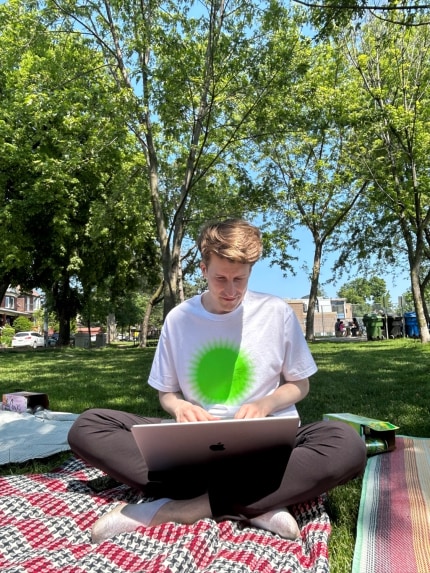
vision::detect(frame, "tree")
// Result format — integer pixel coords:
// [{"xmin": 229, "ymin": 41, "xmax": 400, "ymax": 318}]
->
[
  {"xmin": 44, "ymin": 0, "xmax": 300, "ymax": 318},
  {"xmin": 337, "ymin": 276, "xmax": 388, "ymax": 305},
  {"xmin": 111, "ymin": 293, "xmax": 146, "ymax": 334},
  {"xmin": 248, "ymin": 22, "xmax": 368, "ymax": 340},
  {"xmin": 0, "ymin": 2, "xmax": 158, "ymax": 344},
  {"xmin": 294, "ymin": 0, "xmax": 430, "ymax": 38},
  {"xmin": 337, "ymin": 15, "xmax": 430, "ymax": 342}
]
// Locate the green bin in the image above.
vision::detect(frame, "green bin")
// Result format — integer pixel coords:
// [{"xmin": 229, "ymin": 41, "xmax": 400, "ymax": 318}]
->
[{"xmin": 363, "ymin": 314, "xmax": 383, "ymax": 340}]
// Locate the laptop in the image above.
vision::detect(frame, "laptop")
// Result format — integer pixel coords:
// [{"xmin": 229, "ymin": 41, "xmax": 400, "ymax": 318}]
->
[{"xmin": 131, "ymin": 416, "xmax": 299, "ymax": 472}]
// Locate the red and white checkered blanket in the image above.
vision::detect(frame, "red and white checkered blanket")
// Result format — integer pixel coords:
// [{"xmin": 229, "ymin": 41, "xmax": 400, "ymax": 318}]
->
[{"xmin": 0, "ymin": 458, "xmax": 330, "ymax": 572}]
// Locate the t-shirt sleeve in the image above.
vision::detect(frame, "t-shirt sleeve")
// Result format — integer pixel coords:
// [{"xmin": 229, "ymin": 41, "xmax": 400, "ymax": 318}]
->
[
  {"xmin": 147, "ymin": 327, "xmax": 181, "ymax": 393},
  {"xmin": 282, "ymin": 306, "xmax": 318, "ymax": 381}
]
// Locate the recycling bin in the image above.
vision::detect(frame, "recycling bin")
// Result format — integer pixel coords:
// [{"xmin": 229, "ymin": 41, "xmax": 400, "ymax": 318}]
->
[{"xmin": 404, "ymin": 312, "xmax": 419, "ymax": 338}]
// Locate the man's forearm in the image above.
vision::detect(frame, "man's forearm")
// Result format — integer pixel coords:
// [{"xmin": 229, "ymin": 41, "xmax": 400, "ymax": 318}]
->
[
  {"xmin": 158, "ymin": 391, "xmax": 185, "ymax": 417},
  {"xmin": 264, "ymin": 378, "xmax": 309, "ymax": 414}
]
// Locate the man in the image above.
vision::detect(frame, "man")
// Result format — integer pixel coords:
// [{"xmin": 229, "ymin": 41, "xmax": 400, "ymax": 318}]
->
[{"xmin": 68, "ymin": 218, "xmax": 366, "ymax": 543}]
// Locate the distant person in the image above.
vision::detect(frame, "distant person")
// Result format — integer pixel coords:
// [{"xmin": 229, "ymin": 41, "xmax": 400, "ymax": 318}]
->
[
  {"xmin": 351, "ymin": 318, "xmax": 359, "ymax": 337},
  {"xmin": 68, "ymin": 218, "xmax": 367, "ymax": 544}
]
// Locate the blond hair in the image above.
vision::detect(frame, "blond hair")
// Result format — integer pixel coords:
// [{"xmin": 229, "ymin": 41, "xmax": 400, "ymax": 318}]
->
[{"xmin": 197, "ymin": 219, "xmax": 262, "ymax": 266}]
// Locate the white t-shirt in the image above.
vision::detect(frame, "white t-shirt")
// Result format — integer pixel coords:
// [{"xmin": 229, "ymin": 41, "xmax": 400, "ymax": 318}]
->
[{"xmin": 148, "ymin": 290, "xmax": 317, "ymax": 418}]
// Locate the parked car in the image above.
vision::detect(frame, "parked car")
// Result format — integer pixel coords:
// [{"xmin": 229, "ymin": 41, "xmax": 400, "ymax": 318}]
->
[
  {"xmin": 11, "ymin": 331, "xmax": 45, "ymax": 349},
  {"xmin": 117, "ymin": 334, "xmax": 130, "ymax": 341}
]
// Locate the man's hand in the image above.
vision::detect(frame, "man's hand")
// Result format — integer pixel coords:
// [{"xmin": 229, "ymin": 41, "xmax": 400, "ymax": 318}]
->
[
  {"xmin": 234, "ymin": 378, "xmax": 309, "ymax": 419},
  {"xmin": 234, "ymin": 400, "xmax": 271, "ymax": 419},
  {"xmin": 174, "ymin": 402, "xmax": 219, "ymax": 423},
  {"xmin": 158, "ymin": 391, "xmax": 218, "ymax": 422}
]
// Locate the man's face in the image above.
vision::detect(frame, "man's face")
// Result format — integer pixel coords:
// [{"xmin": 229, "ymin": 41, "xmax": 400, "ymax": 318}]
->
[{"xmin": 200, "ymin": 253, "xmax": 252, "ymax": 314}]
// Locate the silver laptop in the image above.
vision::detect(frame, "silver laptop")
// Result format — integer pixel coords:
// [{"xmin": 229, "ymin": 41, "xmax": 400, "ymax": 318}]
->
[{"xmin": 131, "ymin": 416, "xmax": 299, "ymax": 472}]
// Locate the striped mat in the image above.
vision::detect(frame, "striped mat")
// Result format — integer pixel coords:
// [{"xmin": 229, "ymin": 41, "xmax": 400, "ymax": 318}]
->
[
  {"xmin": 0, "ymin": 457, "xmax": 331, "ymax": 573},
  {"xmin": 353, "ymin": 436, "xmax": 430, "ymax": 573}
]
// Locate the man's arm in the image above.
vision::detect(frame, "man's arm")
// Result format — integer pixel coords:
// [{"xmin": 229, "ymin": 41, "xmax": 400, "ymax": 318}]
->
[
  {"xmin": 158, "ymin": 391, "xmax": 218, "ymax": 422},
  {"xmin": 234, "ymin": 378, "xmax": 309, "ymax": 419}
]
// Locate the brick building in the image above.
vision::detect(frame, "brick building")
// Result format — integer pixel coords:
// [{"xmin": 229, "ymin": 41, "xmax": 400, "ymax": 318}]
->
[
  {"xmin": 0, "ymin": 287, "xmax": 42, "ymax": 328},
  {"xmin": 286, "ymin": 297, "xmax": 352, "ymax": 337}
]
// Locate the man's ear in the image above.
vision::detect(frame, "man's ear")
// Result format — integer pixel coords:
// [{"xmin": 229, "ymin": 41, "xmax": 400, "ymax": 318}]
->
[{"xmin": 200, "ymin": 261, "xmax": 207, "ymax": 277}]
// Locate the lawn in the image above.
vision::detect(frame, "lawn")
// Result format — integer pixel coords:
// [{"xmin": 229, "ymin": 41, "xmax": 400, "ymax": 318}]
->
[{"xmin": 1, "ymin": 339, "xmax": 429, "ymax": 573}]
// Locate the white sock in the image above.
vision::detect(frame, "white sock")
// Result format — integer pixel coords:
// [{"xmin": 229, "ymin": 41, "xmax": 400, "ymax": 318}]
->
[
  {"xmin": 92, "ymin": 497, "xmax": 172, "ymax": 543},
  {"xmin": 249, "ymin": 508, "xmax": 300, "ymax": 540},
  {"xmin": 134, "ymin": 497, "xmax": 172, "ymax": 523}
]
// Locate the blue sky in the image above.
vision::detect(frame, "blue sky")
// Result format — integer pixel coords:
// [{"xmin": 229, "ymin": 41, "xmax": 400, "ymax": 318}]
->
[{"xmin": 248, "ymin": 227, "xmax": 411, "ymax": 302}]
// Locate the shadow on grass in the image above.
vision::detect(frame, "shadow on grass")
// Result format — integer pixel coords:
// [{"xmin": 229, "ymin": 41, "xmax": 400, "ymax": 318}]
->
[
  {"xmin": 301, "ymin": 339, "xmax": 430, "ymax": 437},
  {"xmin": 2, "ymin": 340, "xmax": 427, "ymax": 573},
  {"xmin": 0, "ymin": 346, "xmax": 163, "ymax": 417}
]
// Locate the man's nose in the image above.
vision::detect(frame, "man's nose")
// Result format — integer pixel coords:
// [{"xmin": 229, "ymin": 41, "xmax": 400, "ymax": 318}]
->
[{"xmin": 224, "ymin": 281, "xmax": 235, "ymax": 295}]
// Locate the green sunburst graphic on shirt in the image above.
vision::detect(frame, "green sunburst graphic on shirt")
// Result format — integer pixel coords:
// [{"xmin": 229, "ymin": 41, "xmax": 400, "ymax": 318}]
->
[{"xmin": 189, "ymin": 341, "xmax": 254, "ymax": 403}]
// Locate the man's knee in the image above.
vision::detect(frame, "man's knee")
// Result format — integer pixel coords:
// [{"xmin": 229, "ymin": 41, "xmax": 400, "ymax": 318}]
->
[
  {"xmin": 326, "ymin": 421, "xmax": 367, "ymax": 479},
  {"xmin": 68, "ymin": 408, "xmax": 101, "ymax": 450},
  {"xmin": 298, "ymin": 420, "xmax": 367, "ymax": 480}
]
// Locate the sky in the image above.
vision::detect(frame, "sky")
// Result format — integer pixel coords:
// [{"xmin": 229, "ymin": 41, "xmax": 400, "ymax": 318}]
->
[{"xmin": 247, "ymin": 227, "xmax": 411, "ymax": 303}]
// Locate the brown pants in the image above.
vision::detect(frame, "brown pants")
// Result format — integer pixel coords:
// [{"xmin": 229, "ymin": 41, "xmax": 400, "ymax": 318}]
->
[{"xmin": 68, "ymin": 409, "xmax": 366, "ymax": 519}]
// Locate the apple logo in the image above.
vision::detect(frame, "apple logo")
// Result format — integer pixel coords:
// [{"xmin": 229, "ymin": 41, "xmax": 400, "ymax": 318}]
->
[{"xmin": 209, "ymin": 442, "xmax": 226, "ymax": 451}]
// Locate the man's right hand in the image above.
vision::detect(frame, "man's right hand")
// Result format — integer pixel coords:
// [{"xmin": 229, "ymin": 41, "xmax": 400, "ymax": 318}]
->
[{"xmin": 158, "ymin": 391, "xmax": 218, "ymax": 422}]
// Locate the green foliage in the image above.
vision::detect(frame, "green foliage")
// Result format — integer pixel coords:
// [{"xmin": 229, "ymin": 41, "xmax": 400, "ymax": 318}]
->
[
  {"xmin": 331, "ymin": 18, "xmax": 430, "ymax": 340},
  {"xmin": 248, "ymin": 28, "xmax": 372, "ymax": 337},
  {"xmin": 0, "ymin": 324, "xmax": 15, "ymax": 347},
  {"xmin": 12, "ymin": 316, "xmax": 34, "ymax": 333},
  {"xmin": 114, "ymin": 293, "xmax": 147, "ymax": 331},
  {"xmin": 31, "ymin": 309, "xmax": 45, "ymax": 333},
  {"xmin": 41, "ymin": 0, "xmax": 303, "ymax": 316},
  {"xmin": 337, "ymin": 276, "xmax": 388, "ymax": 305},
  {"xmin": 401, "ymin": 290, "xmax": 415, "ymax": 312},
  {"xmin": 2, "ymin": 0, "xmax": 429, "ymax": 343},
  {"xmin": 303, "ymin": 0, "xmax": 423, "ymax": 40},
  {"xmin": 0, "ymin": 1, "xmax": 159, "ymax": 338}
]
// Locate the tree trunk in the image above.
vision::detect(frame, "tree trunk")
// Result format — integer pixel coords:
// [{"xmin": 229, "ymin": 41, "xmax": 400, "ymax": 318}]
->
[
  {"xmin": 106, "ymin": 313, "xmax": 116, "ymax": 344},
  {"xmin": 57, "ymin": 307, "xmax": 72, "ymax": 347},
  {"xmin": 51, "ymin": 274, "xmax": 77, "ymax": 346},
  {"xmin": 410, "ymin": 262, "xmax": 430, "ymax": 343},
  {"xmin": 140, "ymin": 280, "xmax": 164, "ymax": 347},
  {"xmin": 162, "ymin": 257, "xmax": 179, "ymax": 317},
  {"xmin": 86, "ymin": 316, "xmax": 92, "ymax": 351},
  {"xmin": 305, "ymin": 242, "xmax": 323, "ymax": 341}
]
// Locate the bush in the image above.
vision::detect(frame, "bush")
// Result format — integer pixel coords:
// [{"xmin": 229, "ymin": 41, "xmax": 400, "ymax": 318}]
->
[
  {"xmin": 12, "ymin": 316, "xmax": 34, "ymax": 332},
  {"xmin": 0, "ymin": 324, "xmax": 15, "ymax": 347}
]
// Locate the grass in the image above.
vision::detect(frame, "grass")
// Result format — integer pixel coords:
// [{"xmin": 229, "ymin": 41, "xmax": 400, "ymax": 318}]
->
[
  {"xmin": 1, "ymin": 339, "xmax": 429, "ymax": 572},
  {"xmin": 0, "ymin": 345, "xmax": 162, "ymax": 416}
]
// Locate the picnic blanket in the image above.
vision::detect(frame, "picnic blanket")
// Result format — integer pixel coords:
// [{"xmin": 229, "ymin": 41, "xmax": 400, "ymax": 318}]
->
[
  {"xmin": 0, "ymin": 457, "xmax": 331, "ymax": 573},
  {"xmin": 353, "ymin": 436, "xmax": 430, "ymax": 573},
  {"xmin": 0, "ymin": 410, "xmax": 79, "ymax": 465}
]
